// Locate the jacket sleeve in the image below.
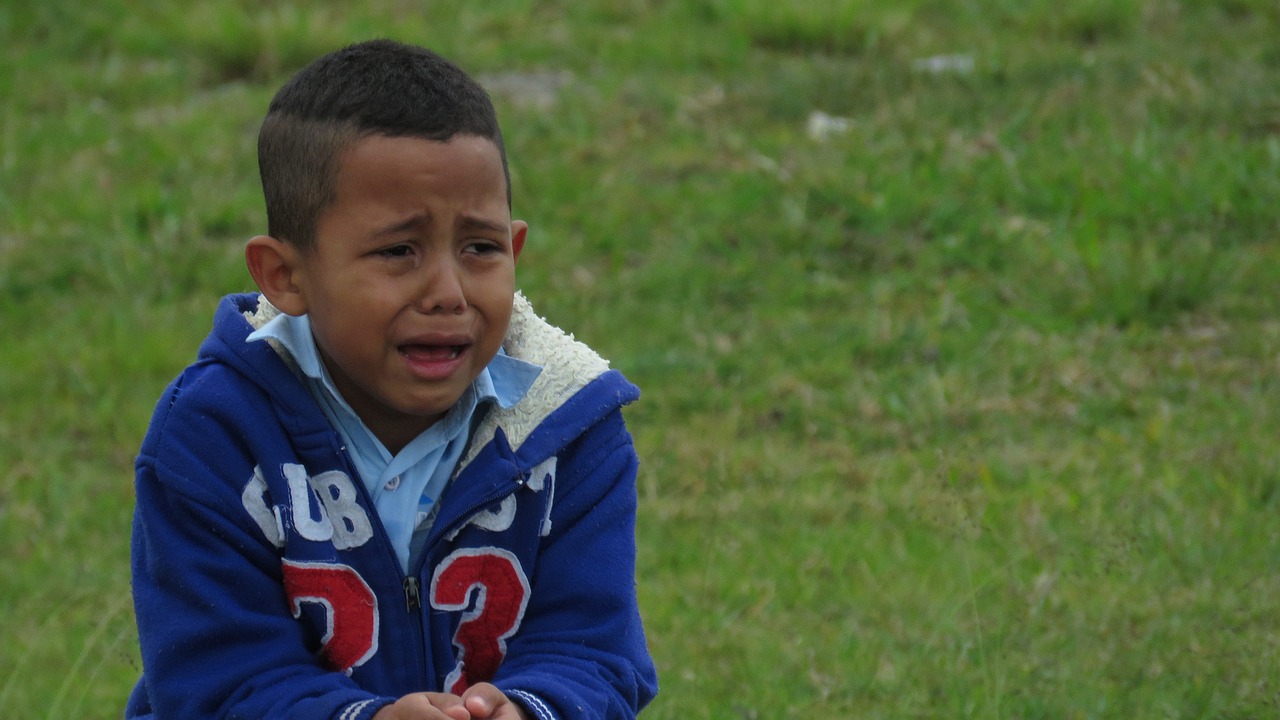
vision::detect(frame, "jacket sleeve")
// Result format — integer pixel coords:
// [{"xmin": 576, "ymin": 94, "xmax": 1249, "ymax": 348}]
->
[
  {"xmin": 490, "ymin": 409, "xmax": 659, "ymax": 720},
  {"xmin": 129, "ymin": 383, "xmax": 392, "ymax": 720}
]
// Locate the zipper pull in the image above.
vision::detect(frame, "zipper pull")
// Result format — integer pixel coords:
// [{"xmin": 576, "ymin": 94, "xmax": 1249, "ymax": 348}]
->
[{"xmin": 403, "ymin": 576, "xmax": 422, "ymax": 612}]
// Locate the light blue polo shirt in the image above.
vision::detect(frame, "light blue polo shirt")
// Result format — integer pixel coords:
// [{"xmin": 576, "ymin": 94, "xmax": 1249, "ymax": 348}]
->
[{"xmin": 247, "ymin": 312, "xmax": 541, "ymax": 572}]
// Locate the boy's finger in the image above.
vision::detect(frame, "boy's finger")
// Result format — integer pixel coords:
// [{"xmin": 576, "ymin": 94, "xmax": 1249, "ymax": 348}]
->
[
  {"xmin": 461, "ymin": 682, "xmax": 503, "ymax": 717},
  {"xmin": 421, "ymin": 691, "xmax": 471, "ymax": 720}
]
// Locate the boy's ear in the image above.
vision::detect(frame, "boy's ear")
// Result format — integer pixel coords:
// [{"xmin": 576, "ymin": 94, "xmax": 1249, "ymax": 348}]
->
[
  {"xmin": 511, "ymin": 220, "xmax": 528, "ymax": 262},
  {"xmin": 244, "ymin": 235, "xmax": 308, "ymax": 316}
]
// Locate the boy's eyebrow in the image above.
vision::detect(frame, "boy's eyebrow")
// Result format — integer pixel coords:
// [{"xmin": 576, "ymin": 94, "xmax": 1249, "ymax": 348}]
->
[
  {"xmin": 457, "ymin": 214, "xmax": 507, "ymax": 234},
  {"xmin": 370, "ymin": 213, "xmax": 507, "ymax": 238},
  {"xmin": 372, "ymin": 213, "xmax": 427, "ymax": 238}
]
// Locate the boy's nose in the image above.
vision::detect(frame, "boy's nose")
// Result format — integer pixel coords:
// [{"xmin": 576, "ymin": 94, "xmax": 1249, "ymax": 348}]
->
[{"xmin": 415, "ymin": 262, "xmax": 467, "ymax": 315}]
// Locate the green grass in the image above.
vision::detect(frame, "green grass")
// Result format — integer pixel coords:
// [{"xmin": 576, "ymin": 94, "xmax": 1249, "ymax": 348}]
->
[{"xmin": 4, "ymin": 0, "xmax": 1280, "ymax": 717}]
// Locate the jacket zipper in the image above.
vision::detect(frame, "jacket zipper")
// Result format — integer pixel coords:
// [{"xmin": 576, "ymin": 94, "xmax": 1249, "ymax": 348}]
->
[
  {"xmin": 400, "ymin": 424, "xmax": 528, "ymax": 614},
  {"xmin": 408, "ymin": 473, "xmax": 529, "ymax": 613},
  {"xmin": 423, "ymin": 475, "xmax": 526, "ymax": 555},
  {"xmin": 331, "ymin": 442, "xmax": 427, "ymax": 617},
  {"xmin": 404, "ymin": 576, "xmax": 422, "ymax": 612}
]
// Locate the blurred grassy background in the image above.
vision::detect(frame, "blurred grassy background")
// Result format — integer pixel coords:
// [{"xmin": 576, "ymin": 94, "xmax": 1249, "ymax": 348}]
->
[{"xmin": 3, "ymin": 1, "xmax": 1279, "ymax": 717}]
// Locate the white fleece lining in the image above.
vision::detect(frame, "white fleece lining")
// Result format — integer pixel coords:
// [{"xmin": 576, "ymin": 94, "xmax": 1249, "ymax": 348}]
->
[
  {"xmin": 244, "ymin": 297, "xmax": 281, "ymax": 330},
  {"xmin": 463, "ymin": 292, "xmax": 610, "ymax": 464}
]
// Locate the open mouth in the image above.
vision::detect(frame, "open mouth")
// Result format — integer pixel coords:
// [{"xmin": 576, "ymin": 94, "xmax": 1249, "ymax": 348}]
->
[{"xmin": 400, "ymin": 344, "xmax": 467, "ymax": 361}]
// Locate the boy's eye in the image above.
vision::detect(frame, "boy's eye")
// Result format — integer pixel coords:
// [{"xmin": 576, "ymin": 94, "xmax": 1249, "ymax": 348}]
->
[
  {"xmin": 466, "ymin": 240, "xmax": 502, "ymax": 255},
  {"xmin": 376, "ymin": 244, "xmax": 414, "ymax": 258}
]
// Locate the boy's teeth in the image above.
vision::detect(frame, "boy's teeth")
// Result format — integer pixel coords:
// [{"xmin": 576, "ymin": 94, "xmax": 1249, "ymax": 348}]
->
[{"xmin": 404, "ymin": 344, "xmax": 461, "ymax": 360}]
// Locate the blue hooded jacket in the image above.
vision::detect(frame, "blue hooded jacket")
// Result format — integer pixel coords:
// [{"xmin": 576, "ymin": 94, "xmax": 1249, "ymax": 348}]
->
[{"xmin": 128, "ymin": 293, "xmax": 658, "ymax": 720}]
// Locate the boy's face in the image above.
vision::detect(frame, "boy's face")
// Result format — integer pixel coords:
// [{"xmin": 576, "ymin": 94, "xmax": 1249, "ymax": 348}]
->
[{"xmin": 284, "ymin": 134, "xmax": 525, "ymax": 452}]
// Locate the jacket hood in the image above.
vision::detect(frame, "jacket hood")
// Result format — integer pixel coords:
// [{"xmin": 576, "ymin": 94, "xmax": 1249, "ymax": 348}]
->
[{"xmin": 208, "ymin": 291, "xmax": 636, "ymax": 468}]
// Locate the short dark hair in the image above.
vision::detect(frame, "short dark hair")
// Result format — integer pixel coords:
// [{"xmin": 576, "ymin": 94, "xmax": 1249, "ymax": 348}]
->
[{"xmin": 257, "ymin": 39, "xmax": 510, "ymax": 248}]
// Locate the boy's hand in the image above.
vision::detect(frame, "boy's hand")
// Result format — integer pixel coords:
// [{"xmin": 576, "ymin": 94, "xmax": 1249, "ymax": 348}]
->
[
  {"xmin": 461, "ymin": 683, "xmax": 532, "ymax": 720},
  {"xmin": 370, "ymin": 685, "xmax": 530, "ymax": 720},
  {"xmin": 372, "ymin": 691, "xmax": 470, "ymax": 720}
]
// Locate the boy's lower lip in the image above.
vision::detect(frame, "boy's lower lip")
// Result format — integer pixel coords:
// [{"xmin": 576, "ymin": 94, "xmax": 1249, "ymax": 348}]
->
[{"xmin": 399, "ymin": 344, "xmax": 469, "ymax": 379}]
